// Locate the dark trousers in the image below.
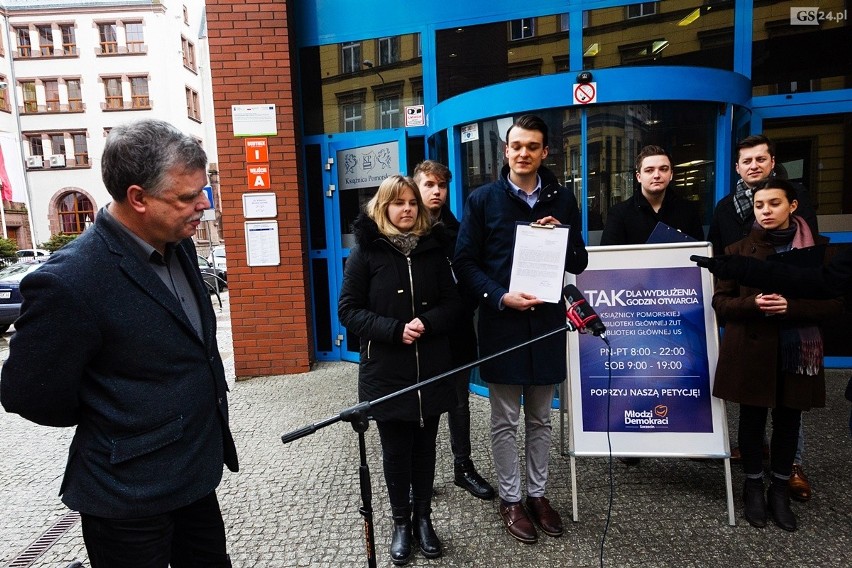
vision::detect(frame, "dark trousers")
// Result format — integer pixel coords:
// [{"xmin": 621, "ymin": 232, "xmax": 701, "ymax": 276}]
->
[
  {"xmin": 739, "ymin": 404, "xmax": 801, "ymax": 478},
  {"xmin": 447, "ymin": 373, "xmax": 472, "ymax": 464},
  {"xmin": 376, "ymin": 416, "xmax": 440, "ymax": 509},
  {"xmin": 80, "ymin": 491, "xmax": 231, "ymax": 568}
]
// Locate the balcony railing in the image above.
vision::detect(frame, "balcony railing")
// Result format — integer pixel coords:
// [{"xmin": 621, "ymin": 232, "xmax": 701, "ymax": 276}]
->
[
  {"xmin": 96, "ymin": 43, "xmax": 148, "ymax": 56},
  {"xmin": 14, "ymin": 46, "xmax": 79, "ymax": 59},
  {"xmin": 100, "ymin": 99, "xmax": 154, "ymax": 111},
  {"xmin": 19, "ymin": 102, "xmax": 87, "ymax": 114},
  {"xmin": 98, "ymin": 41, "xmax": 118, "ymax": 55}
]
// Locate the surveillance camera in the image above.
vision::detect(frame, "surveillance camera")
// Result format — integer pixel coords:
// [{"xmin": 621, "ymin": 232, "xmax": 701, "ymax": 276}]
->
[
  {"xmin": 576, "ymin": 71, "xmax": 593, "ymax": 84},
  {"xmin": 0, "ymin": 82, "xmax": 7, "ymax": 89}
]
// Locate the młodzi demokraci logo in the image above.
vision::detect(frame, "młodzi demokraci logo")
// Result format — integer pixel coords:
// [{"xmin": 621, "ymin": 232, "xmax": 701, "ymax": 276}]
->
[
  {"xmin": 790, "ymin": 7, "xmax": 847, "ymax": 25},
  {"xmin": 624, "ymin": 404, "xmax": 670, "ymax": 429}
]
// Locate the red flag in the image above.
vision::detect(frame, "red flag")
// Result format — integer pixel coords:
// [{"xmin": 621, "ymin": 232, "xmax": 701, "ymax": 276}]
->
[{"xmin": 0, "ymin": 147, "xmax": 12, "ymax": 201}]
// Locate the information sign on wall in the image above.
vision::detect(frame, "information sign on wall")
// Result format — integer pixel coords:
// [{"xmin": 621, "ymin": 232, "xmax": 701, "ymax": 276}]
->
[{"xmin": 336, "ymin": 141, "xmax": 399, "ymax": 191}]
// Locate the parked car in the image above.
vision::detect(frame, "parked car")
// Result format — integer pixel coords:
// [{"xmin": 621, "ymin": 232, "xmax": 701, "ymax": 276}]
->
[
  {"xmin": 0, "ymin": 260, "xmax": 48, "ymax": 333},
  {"xmin": 16, "ymin": 248, "xmax": 51, "ymax": 258},
  {"xmin": 207, "ymin": 246, "xmax": 227, "ymax": 280},
  {"xmin": 197, "ymin": 255, "xmax": 227, "ymax": 292}
]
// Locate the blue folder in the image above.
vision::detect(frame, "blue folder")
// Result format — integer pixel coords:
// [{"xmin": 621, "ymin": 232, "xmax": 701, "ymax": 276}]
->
[{"xmin": 645, "ymin": 222, "xmax": 698, "ymax": 244}]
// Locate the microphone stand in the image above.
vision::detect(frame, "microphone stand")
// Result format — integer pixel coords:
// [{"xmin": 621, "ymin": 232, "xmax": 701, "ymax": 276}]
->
[{"xmin": 281, "ymin": 323, "xmax": 571, "ymax": 567}]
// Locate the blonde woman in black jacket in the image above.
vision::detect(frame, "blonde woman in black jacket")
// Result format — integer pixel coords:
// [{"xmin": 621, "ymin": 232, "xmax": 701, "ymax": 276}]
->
[{"xmin": 338, "ymin": 175, "xmax": 462, "ymax": 565}]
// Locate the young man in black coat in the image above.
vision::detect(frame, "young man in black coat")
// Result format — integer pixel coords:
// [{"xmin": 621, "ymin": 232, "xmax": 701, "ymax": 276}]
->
[
  {"xmin": 414, "ymin": 160, "xmax": 495, "ymax": 501},
  {"xmin": 600, "ymin": 145, "xmax": 704, "ymax": 246},
  {"xmin": 708, "ymin": 134, "xmax": 818, "ymax": 255},
  {"xmin": 1, "ymin": 119, "xmax": 238, "ymax": 567}
]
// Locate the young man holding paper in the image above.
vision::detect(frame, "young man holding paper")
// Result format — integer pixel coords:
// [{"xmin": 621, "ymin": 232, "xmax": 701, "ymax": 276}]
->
[{"xmin": 454, "ymin": 114, "xmax": 588, "ymax": 544}]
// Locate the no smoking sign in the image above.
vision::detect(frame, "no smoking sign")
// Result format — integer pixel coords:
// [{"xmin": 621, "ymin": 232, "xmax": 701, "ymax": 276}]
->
[{"xmin": 573, "ymin": 82, "xmax": 597, "ymax": 105}]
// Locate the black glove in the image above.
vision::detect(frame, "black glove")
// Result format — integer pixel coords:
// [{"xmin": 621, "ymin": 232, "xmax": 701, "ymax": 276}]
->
[{"xmin": 691, "ymin": 254, "xmax": 751, "ymax": 280}]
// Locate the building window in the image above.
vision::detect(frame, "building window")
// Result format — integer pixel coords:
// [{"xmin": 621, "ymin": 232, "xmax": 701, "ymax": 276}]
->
[
  {"xmin": 28, "ymin": 136, "xmax": 44, "ymax": 159},
  {"xmin": 44, "ymin": 80, "xmax": 60, "ymax": 111},
  {"xmin": 182, "ymin": 36, "xmax": 196, "ymax": 71},
  {"xmin": 0, "ymin": 77, "xmax": 7, "ymax": 111},
  {"xmin": 67, "ymin": 79, "xmax": 83, "ymax": 111},
  {"xmin": 57, "ymin": 192, "xmax": 95, "ymax": 234},
  {"xmin": 342, "ymin": 102, "xmax": 363, "ymax": 131},
  {"xmin": 619, "ymin": 39, "xmax": 669, "ymax": 64},
  {"xmin": 98, "ymin": 23, "xmax": 118, "ymax": 54},
  {"xmin": 15, "ymin": 27, "xmax": 31, "ymax": 57},
  {"xmin": 185, "ymin": 87, "xmax": 200, "ymax": 120},
  {"xmin": 130, "ymin": 76, "xmax": 150, "ymax": 108},
  {"xmin": 72, "ymin": 132, "xmax": 89, "ymax": 166},
  {"xmin": 378, "ymin": 96, "xmax": 400, "ymax": 129},
  {"xmin": 38, "ymin": 25, "xmax": 53, "ymax": 56},
  {"xmin": 560, "ymin": 13, "xmax": 570, "ymax": 32},
  {"xmin": 510, "ymin": 18, "xmax": 535, "ymax": 41},
  {"xmin": 377, "ymin": 37, "xmax": 400, "ymax": 66},
  {"xmin": 627, "ymin": 2, "xmax": 657, "ymax": 19},
  {"xmin": 183, "ymin": 5, "xmax": 189, "ymax": 25},
  {"xmin": 103, "ymin": 77, "xmax": 123, "ymax": 109},
  {"xmin": 50, "ymin": 134, "xmax": 66, "ymax": 156},
  {"xmin": 22, "ymin": 81, "xmax": 38, "ymax": 113},
  {"xmin": 60, "ymin": 24, "xmax": 76, "ymax": 56},
  {"xmin": 125, "ymin": 22, "xmax": 145, "ymax": 53},
  {"xmin": 341, "ymin": 41, "xmax": 361, "ymax": 74}
]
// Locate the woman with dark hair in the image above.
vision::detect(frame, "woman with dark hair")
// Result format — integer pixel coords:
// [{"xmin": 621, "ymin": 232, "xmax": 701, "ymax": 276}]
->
[
  {"xmin": 712, "ymin": 178, "xmax": 842, "ymax": 532},
  {"xmin": 338, "ymin": 175, "xmax": 462, "ymax": 565}
]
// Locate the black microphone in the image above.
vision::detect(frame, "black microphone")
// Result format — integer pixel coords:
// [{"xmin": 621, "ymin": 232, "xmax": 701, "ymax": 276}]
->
[{"xmin": 563, "ymin": 284, "xmax": 607, "ymax": 337}]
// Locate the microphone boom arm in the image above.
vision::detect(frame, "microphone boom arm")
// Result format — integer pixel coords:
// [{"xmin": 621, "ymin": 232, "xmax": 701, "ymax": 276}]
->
[{"xmin": 281, "ymin": 323, "xmax": 571, "ymax": 444}]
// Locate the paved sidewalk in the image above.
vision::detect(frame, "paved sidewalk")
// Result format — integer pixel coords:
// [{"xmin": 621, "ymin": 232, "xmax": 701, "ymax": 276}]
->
[{"xmin": 1, "ymin": 291, "xmax": 850, "ymax": 567}]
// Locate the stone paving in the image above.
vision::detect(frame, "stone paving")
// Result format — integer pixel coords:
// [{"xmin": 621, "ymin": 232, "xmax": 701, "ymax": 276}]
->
[{"xmin": 1, "ymin": 290, "xmax": 850, "ymax": 567}]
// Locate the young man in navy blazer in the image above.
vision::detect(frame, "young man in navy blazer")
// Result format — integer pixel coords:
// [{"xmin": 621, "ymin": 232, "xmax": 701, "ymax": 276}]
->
[{"xmin": 1, "ymin": 119, "xmax": 238, "ymax": 567}]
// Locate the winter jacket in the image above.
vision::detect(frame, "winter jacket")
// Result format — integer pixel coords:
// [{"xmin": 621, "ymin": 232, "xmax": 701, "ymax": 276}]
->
[
  {"xmin": 712, "ymin": 227, "xmax": 841, "ymax": 410},
  {"xmin": 0, "ymin": 211, "xmax": 237, "ymax": 518},
  {"xmin": 600, "ymin": 189, "xmax": 704, "ymax": 245},
  {"xmin": 338, "ymin": 214, "xmax": 462, "ymax": 422},
  {"xmin": 708, "ymin": 181, "xmax": 818, "ymax": 255},
  {"xmin": 454, "ymin": 164, "xmax": 588, "ymax": 385},
  {"xmin": 437, "ymin": 206, "xmax": 478, "ymax": 367}
]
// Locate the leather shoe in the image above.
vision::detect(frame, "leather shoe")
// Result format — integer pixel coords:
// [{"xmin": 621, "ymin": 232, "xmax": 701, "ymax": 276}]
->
[
  {"xmin": 454, "ymin": 459, "xmax": 495, "ymax": 500},
  {"xmin": 525, "ymin": 496, "xmax": 563, "ymax": 537},
  {"xmin": 499, "ymin": 501, "xmax": 538, "ymax": 544},
  {"xmin": 742, "ymin": 477, "xmax": 767, "ymax": 528},
  {"xmin": 788, "ymin": 464, "xmax": 812, "ymax": 502},
  {"xmin": 390, "ymin": 507, "xmax": 413, "ymax": 566},
  {"xmin": 768, "ymin": 476, "xmax": 797, "ymax": 532}
]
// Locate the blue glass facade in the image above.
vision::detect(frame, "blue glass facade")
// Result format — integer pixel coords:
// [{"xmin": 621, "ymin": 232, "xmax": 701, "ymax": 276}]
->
[{"xmin": 294, "ymin": 1, "xmax": 852, "ymax": 365}]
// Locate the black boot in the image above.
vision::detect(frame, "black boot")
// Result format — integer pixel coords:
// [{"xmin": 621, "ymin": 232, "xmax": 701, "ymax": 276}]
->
[
  {"xmin": 454, "ymin": 458, "xmax": 495, "ymax": 500},
  {"xmin": 767, "ymin": 476, "xmax": 797, "ymax": 532},
  {"xmin": 390, "ymin": 506, "xmax": 413, "ymax": 565},
  {"xmin": 412, "ymin": 503, "xmax": 442, "ymax": 559},
  {"xmin": 742, "ymin": 477, "xmax": 767, "ymax": 528}
]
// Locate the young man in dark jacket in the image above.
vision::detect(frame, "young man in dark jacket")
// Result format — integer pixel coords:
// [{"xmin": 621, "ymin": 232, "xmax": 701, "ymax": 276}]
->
[
  {"xmin": 600, "ymin": 145, "xmax": 704, "ymax": 246},
  {"xmin": 708, "ymin": 134, "xmax": 818, "ymax": 255},
  {"xmin": 454, "ymin": 115, "xmax": 588, "ymax": 544},
  {"xmin": 415, "ymin": 160, "xmax": 495, "ymax": 501}
]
